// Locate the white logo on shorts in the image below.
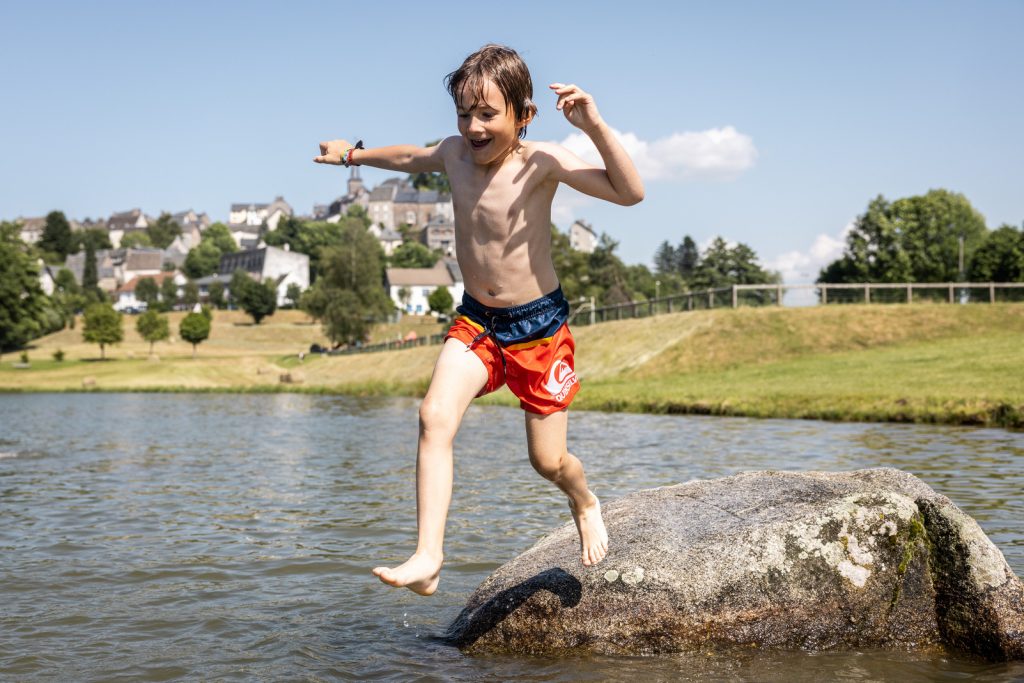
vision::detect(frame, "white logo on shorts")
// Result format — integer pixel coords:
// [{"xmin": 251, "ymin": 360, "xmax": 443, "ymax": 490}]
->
[{"xmin": 543, "ymin": 359, "xmax": 578, "ymax": 401}]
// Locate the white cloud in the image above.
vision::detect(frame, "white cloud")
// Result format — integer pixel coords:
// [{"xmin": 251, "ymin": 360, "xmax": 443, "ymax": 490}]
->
[
  {"xmin": 557, "ymin": 125, "xmax": 758, "ymax": 182},
  {"xmin": 764, "ymin": 222, "xmax": 853, "ymax": 284}
]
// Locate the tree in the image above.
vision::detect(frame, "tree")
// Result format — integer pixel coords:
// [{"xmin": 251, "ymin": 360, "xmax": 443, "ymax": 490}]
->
[
  {"xmin": 692, "ymin": 237, "xmax": 778, "ymax": 290},
  {"xmin": 208, "ymin": 280, "xmax": 226, "ymax": 309},
  {"xmin": 241, "ymin": 279, "xmax": 277, "ymax": 324},
  {"xmin": 147, "ymin": 212, "xmax": 181, "ymax": 249},
  {"xmin": 397, "ymin": 286, "xmax": 411, "ymax": 311},
  {"xmin": 75, "ymin": 227, "xmax": 112, "ymax": 252},
  {"xmin": 819, "ymin": 190, "xmax": 988, "ymax": 284},
  {"xmin": 82, "ymin": 303, "xmax": 123, "ymax": 359},
  {"xmin": 301, "ymin": 223, "xmax": 392, "ymax": 345},
  {"xmin": 120, "ymin": 231, "xmax": 152, "ymax": 248},
  {"xmin": 230, "ymin": 268, "xmax": 253, "ymax": 306},
  {"xmin": 390, "ymin": 241, "xmax": 439, "ymax": 268},
  {"xmin": 183, "ymin": 280, "xmax": 200, "ymax": 308},
  {"xmin": 968, "ymin": 224, "xmax": 1024, "ymax": 282},
  {"xmin": 654, "ymin": 240, "xmax": 676, "ymax": 276},
  {"xmin": 183, "ymin": 240, "xmax": 222, "ymax": 279},
  {"xmin": 0, "ymin": 222, "xmax": 51, "ymax": 350},
  {"xmin": 202, "ymin": 222, "xmax": 238, "ymax": 253},
  {"xmin": 676, "ymin": 236, "xmax": 699, "ymax": 281},
  {"xmin": 135, "ymin": 310, "xmax": 169, "ymax": 357},
  {"xmin": 81, "ymin": 240, "xmax": 105, "ymax": 303},
  {"xmin": 135, "ymin": 277, "xmax": 160, "ymax": 310},
  {"xmin": 161, "ymin": 277, "xmax": 179, "ymax": 311},
  {"xmin": 52, "ymin": 267, "xmax": 85, "ymax": 329},
  {"xmin": 179, "ymin": 312, "xmax": 211, "ymax": 359},
  {"xmin": 286, "ymin": 283, "xmax": 303, "ymax": 308},
  {"xmin": 38, "ymin": 211, "xmax": 73, "ymax": 261},
  {"xmin": 427, "ymin": 286, "xmax": 453, "ymax": 316}
]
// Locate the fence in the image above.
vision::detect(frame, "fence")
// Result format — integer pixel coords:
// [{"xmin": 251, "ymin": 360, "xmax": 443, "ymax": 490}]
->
[
  {"xmin": 567, "ymin": 282, "xmax": 1024, "ymax": 326},
  {"xmin": 326, "ymin": 281, "xmax": 1023, "ymax": 354}
]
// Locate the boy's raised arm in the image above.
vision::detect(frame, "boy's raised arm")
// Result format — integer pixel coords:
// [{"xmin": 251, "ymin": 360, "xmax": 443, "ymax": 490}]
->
[
  {"xmin": 546, "ymin": 83, "xmax": 645, "ymax": 207},
  {"xmin": 314, "ymin": 138, "xmax": 450, "ymax": 174}
]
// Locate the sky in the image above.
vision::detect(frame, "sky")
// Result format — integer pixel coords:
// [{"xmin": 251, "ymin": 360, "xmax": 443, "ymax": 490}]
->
[{"xmin": 2, "ymin": 1, "xmax": 1022, "ymax": 284}]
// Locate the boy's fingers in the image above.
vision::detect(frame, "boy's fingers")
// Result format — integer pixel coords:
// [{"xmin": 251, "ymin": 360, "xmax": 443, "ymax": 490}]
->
[{"xmin": 319, "ymin": 142, "xmax": 329, "ymax": 154}]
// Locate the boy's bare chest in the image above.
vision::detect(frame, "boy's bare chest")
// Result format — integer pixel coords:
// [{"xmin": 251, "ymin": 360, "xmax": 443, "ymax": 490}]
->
[{"xmin": 449, "ymin": 161, "xmax": 551, "ymax": 233}]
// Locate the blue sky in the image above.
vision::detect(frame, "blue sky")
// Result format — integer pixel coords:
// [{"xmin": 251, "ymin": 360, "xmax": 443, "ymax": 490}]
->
[{"xmin": 2, "ymin": 1, "xmax": 1021, "ymax": 281}]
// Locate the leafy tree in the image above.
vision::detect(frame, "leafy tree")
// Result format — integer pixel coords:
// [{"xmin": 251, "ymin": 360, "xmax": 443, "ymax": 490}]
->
[
  {"xmin": 230, "ymin": 268, "xmax": 253, "ymax": 305},
  {"xmin": 202, "ymin": 222, "xmax": 238, "ymax": 253},
  {"xmin": 147, "ymin": 212, "xmax": 182, "ymax": 249},
  {"xmin": 179, "ymin": 312, "xmax": 211, "ymax": 359},
  {"xmin": 397, "ymin": 286, "xmax": 411, "ymax": 311},
  {"xmin": 676, "ymin": 236, "xmax": 699, "ymax": 280},
  {"xmin": 968, "ymin": 224, "xmax": 1024, "ymax": 282},
  {"xmin": 346, "ymin": 204, "xmax": 372, "ymax": 229},
  {"xmin": 183, "ymin": 280, "xmax": 200, "ymax": 308},
  {"xmin": 135, "ymin": 277, "xmax": 160, "ymax": 310},
  {"xmin": 75, "ymin": 227, "xmax": 112, "ymax": 252},
  {"xmin": 183, "ymin": 240, "xmax": 222, "ymax": 279},
  {"xmin": 692, "ymin": 237, "xmax": 778, "ymax": 289},
  {"xmin": 819, "ymin": 190, "xmax": 987, "ymax": 284},
  {"xmin": 52, "ymin": 267, "xmax": 85, "ymax": 329},
  {"xmin": 120, "ymin": 231, "xmax": 152, "ymax": 248},
  {"xmin": 263, "ymin": 215, "xmax": 352, "ymax": 281},
  {"xmin": 654, "ymin": 240, "xmax": 676, "ymax": 276},
  {"xmin": 301, "ymin": 222, "xmax": 392, "ymax": 345},
  {"xmin": 135, "ymin": 310, "xmax": 169, "ymax": 357},
  {"xmin": 82, "ymin": 240, "xmax": 105, "ymax": 303},
  {"xmin": 208, "ymin": 280, "xmax": 226, "ymax": 309},
  {"xmin": 235, "ymin": 276, "xmax": 276, "ymax": 325},
  {"xmin": 427, "ymin": 286, "xmax": 453, "ymax": 315},
  {"xmin": 0, "ymin": 222, "xmax": 51, "ymax": 350},
  {"xmin": 38, "ymin": 210, "xmax": 73, "ymax": 260},
  {"xmin": 286, "ymin": 282, "xmax": 303, "ymax": 308},
  {"xmin": 160, "ymin": 277, "xmax": 179, "ymax": 311},
  {"xmin": 390, "ymin": 241, "xmax": 439, "ymax": 268},
  {"xmin": 82, "ymin": 303, "xmax": 123, "ymax": 359}
]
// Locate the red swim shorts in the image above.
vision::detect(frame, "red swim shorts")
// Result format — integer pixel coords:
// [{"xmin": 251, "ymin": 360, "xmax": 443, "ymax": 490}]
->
[{"xmin": 445, "ymin": 311, "xmax": 580, "ymax": 415}]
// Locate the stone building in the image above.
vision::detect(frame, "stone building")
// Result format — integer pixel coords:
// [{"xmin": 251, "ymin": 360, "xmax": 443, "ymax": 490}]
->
[
  {"xmin": 569, "ymin": 219, "xmax": 597, "ymax": 254},
  {"xmin": 212, "ymin": 244, "xmax": 309, "ymax": 307}
]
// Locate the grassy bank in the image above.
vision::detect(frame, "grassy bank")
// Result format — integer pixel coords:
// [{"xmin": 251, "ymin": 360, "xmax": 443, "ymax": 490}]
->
[{"xmin": 3, "ymin": 304, "xmax": 1022, "ymax": 428}]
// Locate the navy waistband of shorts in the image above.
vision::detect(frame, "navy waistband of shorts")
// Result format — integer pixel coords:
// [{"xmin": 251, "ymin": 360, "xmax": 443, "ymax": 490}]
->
[{"xmin": 457, "ymin": 287, "xmax": 569, "ymax": 346}]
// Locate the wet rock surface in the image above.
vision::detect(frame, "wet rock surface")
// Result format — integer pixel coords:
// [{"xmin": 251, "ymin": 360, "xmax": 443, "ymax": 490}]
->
[{"xmin": 446, "ymin": 468, "xmax": 1024, "ymax": 659}]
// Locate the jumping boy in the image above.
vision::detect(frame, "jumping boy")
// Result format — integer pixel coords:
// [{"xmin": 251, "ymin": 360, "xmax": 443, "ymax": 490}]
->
[{"xmin": 314, "ymin": 44, "xmax": 643, "ymax": 595}]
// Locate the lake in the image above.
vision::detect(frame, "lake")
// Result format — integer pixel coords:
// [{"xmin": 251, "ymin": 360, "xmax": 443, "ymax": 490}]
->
[{"xmin": 1, "ymin": 393, "xmax": 1022, "ymax": 681}]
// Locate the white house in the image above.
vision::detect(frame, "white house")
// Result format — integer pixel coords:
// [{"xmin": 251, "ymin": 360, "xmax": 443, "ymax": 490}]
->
[
  {"xmin": 385, "ymin": 258, "xmax": 463, "ymax": 315},
  {"xmin": 229, "ymin": 196, "xmax": 293, "ymax": 231},
  {"xmin": 112, "ymin": 272, "xmax": 186, "ymax": 312},
  {"xmin": 216, "ymin": 244, "xmax": 309, "ymax": 307},
  {"xmin": 107, "ymin": 209, "xmax": 152, "ymax": 249},
  {"xmin": 569, "ymin": 219, "xmax": 597, "ymax": 254}
]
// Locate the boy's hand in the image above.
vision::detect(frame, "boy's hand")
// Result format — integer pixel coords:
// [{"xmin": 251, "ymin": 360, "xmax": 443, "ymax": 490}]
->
[
  {"xmin": 313, "ymin": 139, "xmax": 352, "ymax": 165},
  {"xmin": 550, "ymin": 83, "xmax": 604, "ymax": 133}
]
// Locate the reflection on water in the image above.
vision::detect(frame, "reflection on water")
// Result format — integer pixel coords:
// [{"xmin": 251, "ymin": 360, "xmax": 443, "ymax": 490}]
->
[{"xmin": 1, "ymin": 393, "xmax": 1022, "ymax": 681}]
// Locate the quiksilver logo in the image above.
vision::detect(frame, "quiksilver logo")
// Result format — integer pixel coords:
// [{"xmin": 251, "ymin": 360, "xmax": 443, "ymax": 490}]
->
[{"xmin": 543, "ymin": 359, "xmax": 578, "ymax": 401}]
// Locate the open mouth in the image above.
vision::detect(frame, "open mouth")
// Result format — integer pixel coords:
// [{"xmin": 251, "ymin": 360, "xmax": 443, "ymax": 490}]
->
[{"xmin": 470, "ymin": 138, "xmax": 491, "ymax": 150}]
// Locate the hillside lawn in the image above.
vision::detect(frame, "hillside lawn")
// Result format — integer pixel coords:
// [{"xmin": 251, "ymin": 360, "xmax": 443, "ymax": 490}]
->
[{"xmin": 3, "ymin": 304, "xmax": 1022, "ymax": 428}]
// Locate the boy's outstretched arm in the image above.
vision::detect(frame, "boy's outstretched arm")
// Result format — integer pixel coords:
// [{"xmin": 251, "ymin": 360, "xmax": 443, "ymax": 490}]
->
[
  {"xmin": 313, "ymin": 138, "xmax": 452, "ymax": 173},
  {"xmin": 545, "ymin": 83, "xmax": 645, "ymax": 206}
]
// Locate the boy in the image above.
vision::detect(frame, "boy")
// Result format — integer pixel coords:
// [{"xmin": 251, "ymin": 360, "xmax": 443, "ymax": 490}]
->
[{"xmin": 314, "ymin": 44, "xmax": 643, "ymax": 595}]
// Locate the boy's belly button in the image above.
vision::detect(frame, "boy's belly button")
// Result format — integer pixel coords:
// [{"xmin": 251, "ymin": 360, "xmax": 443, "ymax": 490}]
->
[{"xmin": 487, "ymin": 288, "xmax": 497, "ymax": 296}]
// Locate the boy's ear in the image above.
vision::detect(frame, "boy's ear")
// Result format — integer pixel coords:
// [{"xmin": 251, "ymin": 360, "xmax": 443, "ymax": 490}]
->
[{"xmin": 517, "ymin": 110, "xmax": 534, "ymax": 130}]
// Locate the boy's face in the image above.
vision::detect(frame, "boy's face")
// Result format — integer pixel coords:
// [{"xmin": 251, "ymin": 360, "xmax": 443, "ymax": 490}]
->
[{"xmin": 456, "ymin": 78, "xmax": 526, "ymax": 166}]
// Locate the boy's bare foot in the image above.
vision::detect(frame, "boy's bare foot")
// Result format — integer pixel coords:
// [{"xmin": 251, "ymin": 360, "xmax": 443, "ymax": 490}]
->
[
  {"xmin": 372, "ymin": 552, "xmax": 442, "ymax": 596},
  {"xmin": 568, "ymin": 491, "xmax": 609, "ymax": 566}
]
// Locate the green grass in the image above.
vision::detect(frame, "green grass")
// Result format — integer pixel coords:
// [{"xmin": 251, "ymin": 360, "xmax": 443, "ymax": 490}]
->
[{"xmin": 4, "ymin": 303, "xmax": 1023, "ymax": 428}]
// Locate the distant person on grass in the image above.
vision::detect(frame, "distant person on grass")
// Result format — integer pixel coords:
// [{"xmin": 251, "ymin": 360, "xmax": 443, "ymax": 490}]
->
[{"xmin": 314, "ymin": 44, "xmax": 643, "ymax": 595}]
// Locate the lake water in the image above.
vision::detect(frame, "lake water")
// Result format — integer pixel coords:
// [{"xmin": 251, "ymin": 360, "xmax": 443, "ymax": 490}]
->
[{"xmin": 1, "ymin": 393, "xmax": 1023, "ymax": 682}]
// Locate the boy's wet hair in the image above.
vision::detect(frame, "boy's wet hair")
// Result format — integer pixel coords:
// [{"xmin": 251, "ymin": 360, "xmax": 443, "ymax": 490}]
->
[{"xmin": 445, "ymin": 44, "xmax": 538, "ymax": 139}]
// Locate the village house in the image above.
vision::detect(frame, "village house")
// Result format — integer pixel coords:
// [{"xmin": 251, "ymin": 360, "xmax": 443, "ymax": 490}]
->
[
  {"xmin": 17, "ymin": 217, "xmax": 46, "ymax": 245},
  {"xmin": 199, "ymin": 244, "xmax": 309, "ymax": 307},
  {"xmin": 112, "ymin": 272, "xmax": 186, "ymax": 313},
  {"xmin": 368, "ymin": 178, "xmax": 452, "ymax": 232},
  {"xmin": 228, "ymin": 196, "xmax": 292, "ymax": 249},
  {"xmin": 421, "ymin": 215, "xmax": 456, "ymax": 256},
  {"xmin": 107, "ymin": 209, "xmax": 152, "ymax": 248},
  {"xmin": 385, "ymin": 258, "xmax": 463, "ymax": 315},
  {"xmin": 64, "ymin": 247, "xmax": 166, "ymax": 292},
  {"xmin": 368, "ymin": 224, "xmax": 404, "ymax": 256},
  {"xmin": 569, "ymin": 219, "xmax": 597, "ymax": 254}
]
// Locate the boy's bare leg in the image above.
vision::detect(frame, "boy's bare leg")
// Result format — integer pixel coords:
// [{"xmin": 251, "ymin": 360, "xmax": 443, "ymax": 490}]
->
[
  {"xmin": 372, "ymin": 338, "xmax": 487, "ymax": 595},
  {"xmin": 525, "ymin": 409, "xmax": 608, "ymax": 566}
]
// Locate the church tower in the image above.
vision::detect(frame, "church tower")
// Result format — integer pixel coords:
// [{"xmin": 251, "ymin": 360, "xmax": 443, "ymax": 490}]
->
[{"xmin": 348, "ymin": 166, "xmax": 365, "ymax": 197}]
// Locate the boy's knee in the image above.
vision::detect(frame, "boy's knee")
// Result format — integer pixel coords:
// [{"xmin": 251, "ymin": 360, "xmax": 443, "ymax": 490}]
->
[
  {"xmin": 529, "ymin": 449, "xmax": 567, "ymax": 481},
  {"xmin": 419, "ymin": 396, "xmax": 458, "ymax": 438}
]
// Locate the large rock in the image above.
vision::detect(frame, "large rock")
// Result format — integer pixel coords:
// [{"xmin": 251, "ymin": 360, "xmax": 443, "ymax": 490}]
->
[{"xmin": 446, "ymin": 468, "xmax": 1024, "ymax": 660}]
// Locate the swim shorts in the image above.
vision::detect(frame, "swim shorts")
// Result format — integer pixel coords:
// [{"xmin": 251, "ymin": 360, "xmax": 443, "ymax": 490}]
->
[{"xmin": 445, "ymin": 287, "xmax": 580, "ymax": 414}]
